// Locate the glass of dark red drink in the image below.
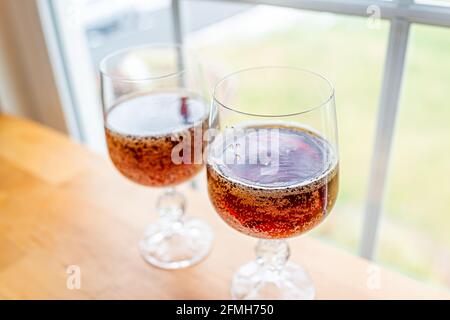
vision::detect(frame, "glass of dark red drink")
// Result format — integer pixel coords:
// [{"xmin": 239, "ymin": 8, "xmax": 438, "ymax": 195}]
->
[
  {"xmin": 100, "ymin": 44, "xmax": 213, "ymax": 269},
  {"xmin": 207, "ymin": 67, "xmax": 339, "ymax": 299}
]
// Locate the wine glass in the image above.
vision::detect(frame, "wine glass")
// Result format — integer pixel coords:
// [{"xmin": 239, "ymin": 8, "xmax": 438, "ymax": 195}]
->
[
  {"xmin": 206, "ymin": 66, "xmax": 339, "ymax": 299},
  {"xmin": 100, "ymin": 44, "xmax": 213, "ymax": 269}
]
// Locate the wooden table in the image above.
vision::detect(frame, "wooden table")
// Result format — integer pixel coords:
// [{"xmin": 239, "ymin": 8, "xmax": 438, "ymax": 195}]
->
[{"xmin": 0, "ymin": 115, "xmax": 448, "ymax": 300}]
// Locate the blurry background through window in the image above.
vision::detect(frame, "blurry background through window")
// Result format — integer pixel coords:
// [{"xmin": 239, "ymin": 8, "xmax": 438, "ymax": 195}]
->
[{"xmin": 53, "ymin": 0, "xmax": 450, "ymax": 289}]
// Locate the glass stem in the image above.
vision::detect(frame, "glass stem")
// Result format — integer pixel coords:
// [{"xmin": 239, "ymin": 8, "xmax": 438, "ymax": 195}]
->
[
  {"xmin": 156, "ymin": 187, "xmax": 185, "ymax": 223},
  {"xmin": 255, "ymin": 239, "xmax": 290, "ymax": 273}
]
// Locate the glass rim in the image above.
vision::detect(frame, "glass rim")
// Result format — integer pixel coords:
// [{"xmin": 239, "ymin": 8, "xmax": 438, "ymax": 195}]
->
[
  {"xmin": 99, "ymin": 43, "xmax": 186, "ymax": 82},
  {"xmin": 213, "ymin": 66, "xmax": 335, "ymax": 118}
]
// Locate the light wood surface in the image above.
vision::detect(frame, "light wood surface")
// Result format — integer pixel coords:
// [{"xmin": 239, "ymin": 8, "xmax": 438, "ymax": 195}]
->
[{"xmin": 0, "ymin": 115, "xmax": 448, "ymax": 300}]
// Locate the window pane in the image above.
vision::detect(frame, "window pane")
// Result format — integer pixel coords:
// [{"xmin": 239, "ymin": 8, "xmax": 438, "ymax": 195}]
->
[
  {"xmin": 50, "ymin": 0, "xmax": 248, "ymax": 149},
  {"xmin": 82, "ymin": 0, "xmax": 173, "ymax": 65},
  {"xmin": 186, "ymin": 5, "xmax": 389, "ymax": 252},
  {"xmin": 379, "ymin": 24, "xmax": 450, "ymax": 288}
]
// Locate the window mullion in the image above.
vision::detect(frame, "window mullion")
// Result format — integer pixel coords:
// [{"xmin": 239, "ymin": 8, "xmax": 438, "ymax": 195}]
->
[{"xmin": 360, "ymin": 16, "xmax": 410, "ymax": 260}]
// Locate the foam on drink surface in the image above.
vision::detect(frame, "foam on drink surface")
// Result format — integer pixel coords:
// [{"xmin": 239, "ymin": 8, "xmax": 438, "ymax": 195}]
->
[
  {"xmin": 106, "ymin": 92, "xmax": 208, "ymax": 137},
  {"xmin": 209, "ymin": 125, "xmax": 337, "ymax": 189}
]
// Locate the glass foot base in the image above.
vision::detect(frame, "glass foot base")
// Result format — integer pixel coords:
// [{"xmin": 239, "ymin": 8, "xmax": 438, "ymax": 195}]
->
[
  {"xmin": 139, "ymin": 218, "xmax": 213, "ymax": 270},
  {"xmin": 231, "ymin": 261, "xmax": 315, "ymax": 300}
]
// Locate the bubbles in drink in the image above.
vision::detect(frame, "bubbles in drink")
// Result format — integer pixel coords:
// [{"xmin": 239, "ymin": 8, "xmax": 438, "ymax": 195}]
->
[
  {"xmin": 105, "ymin": 92, "xmax": 208, "ymax": 186},
  {"xmin": 207, "ymin": 124, "xmax": 339, "ymax": 239}
]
